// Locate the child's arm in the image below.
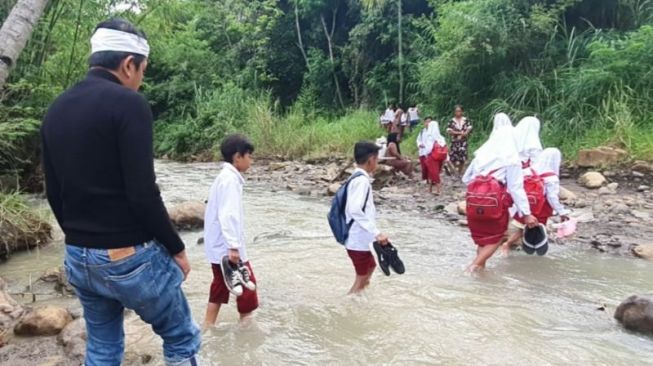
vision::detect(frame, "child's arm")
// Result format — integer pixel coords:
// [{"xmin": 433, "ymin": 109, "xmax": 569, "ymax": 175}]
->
[
  {"xmin": 544, "ymin": 180, "xmax": 571, "ymax": 219},
  {"xmin": 216, "ymin": 179, "xmax": 243, "ymax": 260},
  {"xmin": 347, "ymin": 178, "xmax": 380, "ymax": 237}
]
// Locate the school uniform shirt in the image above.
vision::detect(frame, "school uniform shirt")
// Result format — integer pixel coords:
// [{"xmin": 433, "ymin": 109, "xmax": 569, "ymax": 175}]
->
[
  {"xmin": 345, "ymin": 168, "xmax": 380, "ymax": 251},
  {"xmin": 204, "ymin": 163, "xmax": 248, "ymax": 264},
  {"xmin": 463, "ymin": 161, "xmax": 532, "ymax": 217},
  {"xmin": 416, "ymin": 126, "xmax": 436, "ymax": 157},
  {"xmin": 408, "ymin": 107, "xmax": 419, "ymax": 121},
  {"xmin": 382, "ymin": 108, "xmax": 395, "ymax": 123}
]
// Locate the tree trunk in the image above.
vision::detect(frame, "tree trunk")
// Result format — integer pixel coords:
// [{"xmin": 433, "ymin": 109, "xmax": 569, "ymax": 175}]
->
[
  {"xmin": 0, "ymin": 0, "xmax": 49, "ymax": 89},
  {"xmin": 397, "ymin": 0, "xmax": 403, "ymax": 105},
  {"xmin": 321, "ymin": 12, "xmax": 345, "ymax": 109},
  {"xmin": 294, "ymin": 2, "xmax": 310, "ymax": 70}
]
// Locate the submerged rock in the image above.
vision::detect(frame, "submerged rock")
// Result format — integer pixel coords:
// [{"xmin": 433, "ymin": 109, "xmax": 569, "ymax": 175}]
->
[
  {"xmin": 614, "ymin": 295, "xmax": 653, "ymax": 335},
  {"xmin": 167, "ymin": 201, "xmax": 206, "ymax": 230},
  {"xmin": 579, "ymin": 172, "xmax": 607, "ymax": 189},
  {"xmin": 577, "ymin": 147, "xmax": 626, "ymax": 168},
  {"xmin": 14, "ymin": 306, "xmax": 73, "ymax": 337},
  {"xmin": 631, "ymin": 244, "xmax": 653, "ymax": 261}
]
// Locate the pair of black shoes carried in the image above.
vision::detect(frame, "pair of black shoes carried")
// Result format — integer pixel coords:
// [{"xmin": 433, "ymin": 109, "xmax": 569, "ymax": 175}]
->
[{"xmin": 373, "ymin": 241, "xmax": 405, "ymax": 276}]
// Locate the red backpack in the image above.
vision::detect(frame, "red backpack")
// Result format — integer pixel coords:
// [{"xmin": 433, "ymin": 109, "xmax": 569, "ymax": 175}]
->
[
  {"xmin": 466, "ymin": 170, "xmax": 513, "ymax": 221},
  {"xmin": 430, "ymin": 144, "xmax": 448, "ymax": 162},
  {"xmin": 520, "ymin": 170, "xmax": 556, "ymax": 223}
]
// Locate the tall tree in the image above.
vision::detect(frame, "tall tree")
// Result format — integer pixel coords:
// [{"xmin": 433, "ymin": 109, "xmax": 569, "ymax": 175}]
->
[{"xmin": 0, "ymin": 0, "xmax": 50, "ymax": 89}]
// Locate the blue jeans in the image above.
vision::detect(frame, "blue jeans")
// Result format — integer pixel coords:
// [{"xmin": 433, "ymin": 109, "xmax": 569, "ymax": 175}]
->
[{"xmin": 64, "ymin": 241, "xmax": 201, "ymax": 366}]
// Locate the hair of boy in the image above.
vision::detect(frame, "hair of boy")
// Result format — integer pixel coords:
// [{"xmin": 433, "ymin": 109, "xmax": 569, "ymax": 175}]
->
[
  {"xmin": 221, "ymin": 134, "xmax": 255, "ymax": 163},
  {"xmin": 354, "ymin": 141, "xmax": 380, "ymax": 165},
  {"xmin": 89, "ymin": 18, "xmax": 148, "ymax": 70}
]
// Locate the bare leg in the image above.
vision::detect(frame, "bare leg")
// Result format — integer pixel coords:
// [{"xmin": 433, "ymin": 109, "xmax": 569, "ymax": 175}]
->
[
  {"xmin": 501, "ymin": 229, "xmax": 523, "ymax": 256},
  {"xmin": 434, "ymin": 183, "xmax": 442, "ymax": 195},
  {"xmin": 203, "ymin": 302, "xmax": 222, "ymax": 329},
  {"xmin": 466, "ymin": 242, "xmax": 501, "ymax": 272},
  {"xmin": 348, "ymin": 272, "xmax": 374, "ymax": 294},
  {"xmin": 240, "ymin": 312, "xmax": 253, "ymax": 321}
]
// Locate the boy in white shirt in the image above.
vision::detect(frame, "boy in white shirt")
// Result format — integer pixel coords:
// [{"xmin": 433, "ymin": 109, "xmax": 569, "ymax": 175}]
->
[
  {"xmin": 345, "ymin": 142, "xmax": 391, "ymax": 294},
  {"xmin": 203, "ymin": 134, "xmax": 257, "ymax": 328}
]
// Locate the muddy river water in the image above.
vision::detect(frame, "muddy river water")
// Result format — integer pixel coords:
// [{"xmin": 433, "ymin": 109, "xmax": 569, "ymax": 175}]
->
[{"xmin": 1, "ymin": 160, "xmax": 652, "ymax": 365}]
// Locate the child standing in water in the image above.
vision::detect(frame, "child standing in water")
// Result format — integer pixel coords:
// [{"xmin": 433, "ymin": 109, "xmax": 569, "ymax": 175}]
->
[
  {"xmin": 346, "ymin": 142, "xmax": 390, "ymax": 294},
  {"xmin": 463, "ymin": 124, "xmax": 537, "ymax": 271},
  {"xmin": 203, "ymin": 134, "xmax": 258, "ymax": 328}
]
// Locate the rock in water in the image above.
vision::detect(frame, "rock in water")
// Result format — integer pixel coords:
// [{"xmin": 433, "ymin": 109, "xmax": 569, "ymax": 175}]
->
[
  {"xmin": 14, "ymin": 306, "xmax": 73, "ymax": 336},
  {"xmin": 327, "ymin": 183, "xmax": 341, "ymax": 196},
  {"xmin": 0, "ymin": 277, "xmax": 24, "ymax": 335},
  {"xmin": 632, "ymin": 244, "xmax": 653, "ymax": 261},
  {"xmin": 614, "ymin": 295, "xmax": 653, "ymax": 335},
  {"xmin": 457, "ymin": 201, "xmax": 467, "ymax": 216},
  {"xmin": 577, "ymin": 147, "xmax": 626, "ymax": 168},
  {"xmin": 579, "ymin": 172, "xmax": 607, "ymax": 189},
  {"xmin": 57, "ymin": 318, "xmax": 86, "ymax": 362},
  {"xmin": 167, "ymin": 201, "xmax": 206, "ymax": 230}
]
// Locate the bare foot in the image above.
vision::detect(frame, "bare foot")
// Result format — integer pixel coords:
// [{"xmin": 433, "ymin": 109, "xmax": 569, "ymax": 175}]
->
[
  {"xmin": 501, "ymin": 244, "xmax": 510, "ymax": 257},
  {"xmin": 465, "ymin": 264, "xmax": 482, "ymax": 273}
]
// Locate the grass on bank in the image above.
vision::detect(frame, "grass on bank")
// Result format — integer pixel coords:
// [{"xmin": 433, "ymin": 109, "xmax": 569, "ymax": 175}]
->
[{"xmin": 0, "ymin": 192, "xmax": 52, "ymax": 258}]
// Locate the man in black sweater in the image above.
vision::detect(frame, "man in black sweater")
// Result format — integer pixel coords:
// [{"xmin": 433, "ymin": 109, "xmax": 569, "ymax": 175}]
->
[{"xmin": 41, "ymin": 19, "xmax": 200, "ymax": 366}]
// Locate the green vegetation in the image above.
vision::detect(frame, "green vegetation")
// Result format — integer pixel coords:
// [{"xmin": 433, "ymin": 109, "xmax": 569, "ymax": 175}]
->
[
  {"xmin": 2, "ymin": 0, "xmax": 653, "ymax": 176},
  {"xmin": 0, "ymin": 192, "xmax": 51, "ymax": 257}
]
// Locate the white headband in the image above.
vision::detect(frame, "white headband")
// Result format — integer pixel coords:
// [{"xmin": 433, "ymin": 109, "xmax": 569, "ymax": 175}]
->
[{"xmin": 90, "ymin": 28, "xmax": 150, "ymax": 57}]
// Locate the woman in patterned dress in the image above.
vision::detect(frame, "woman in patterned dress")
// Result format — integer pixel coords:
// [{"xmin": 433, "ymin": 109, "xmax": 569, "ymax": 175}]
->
[{"xmin": 446, "ymin": 105, "xmax": 473, "ymax": 176}]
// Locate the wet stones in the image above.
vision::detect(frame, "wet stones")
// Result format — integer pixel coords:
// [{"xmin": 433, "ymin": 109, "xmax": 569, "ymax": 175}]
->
[
  {"xmin": 57, "ymin": 318, "xmax": 86, "ymax": 362},
  {"xmin": 614, "ymin": 295, "xmax": 653, "ymax": 335},
  {"xmin": 457, "ymin": 201, "xmax": 466, "ymax": 215},
  {"xmin": 167, "ymin": 201, "xmax": 206, "ymax": 230},
  {"xmin": 559, "ymin": 186, "xmax": 578, "ymax": 203},
  {"xmin": 14, "ymin": 306, "xmax": 73, "ymax": 337},
  {"xmin": 579, "ymin": 172, "xmax": 607, "ymax": 189},
  {"xmin": 0, "ymin": 277, "xmax": 24, "ymax": 337}
]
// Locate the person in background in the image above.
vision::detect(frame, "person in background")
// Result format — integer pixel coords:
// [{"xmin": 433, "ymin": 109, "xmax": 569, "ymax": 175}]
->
[
  {"xmin": 391, "ymin": 105, "xmax": 405, "ymax": 139},
  {"xmin": 417, "ymin": 117, "xmax": 436, "ymax": 186},
  {"xmin": 399, "ymin": 109, "xmax": 409, "ymax": 140},
  {"xmin": 424, "ymin": 119, "xmax": 447, "ymax": 195},
  {"xmin": 384, "ymin": 132, "xmax": 414, "ymax": 178},
  {"xmin": 345, "ymin": 142, "xmax": 390, "ymax": 294},
  {"xmin": 447, "ymin": 105, "xmax": 473, "ymax": 177},
  {"xmin": 502, "ymin": 147, "xmax": 571, "ymax": 254},
  {"xmin": 381, "ymin": 104, "xmax": 396, "ymax": 133},
  {"xmin": 463, "ymin": 125, "xmax": 537, "ymax": 272},
  {"xmin": 203, "ymin": 134, "xmax": 258, "ymax": 328},
  {"xmin": 41, "ymin": 18, "xmax": 200, "ymax": 366},
  {"xmin": 408, "ymin": 104, "xmax": 421, "ymax": 132}
]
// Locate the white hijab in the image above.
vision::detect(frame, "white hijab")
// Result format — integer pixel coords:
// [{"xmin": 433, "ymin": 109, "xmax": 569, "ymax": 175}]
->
[
  {"xmin": 513, "ymin": 116, "xmax": 543, "ymax": 162},
  {"xmin": 492, "ymin": 113, "xmax": 512, "ymax": 133},
  {"xmin": 533, "ymin": 148, "xmax": 562, "ymax": 178},
  {"xmin": 429, "ymin": 120, "xmax": 446, "ymax": 146},
  {"xmin": 470, "ymin": 125, "xmax": 520, "ymax": 176}
]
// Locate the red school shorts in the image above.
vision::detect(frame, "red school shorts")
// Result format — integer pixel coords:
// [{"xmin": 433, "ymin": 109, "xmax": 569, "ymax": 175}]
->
[
  {"xmin": 347, "ymin": 249, "xmax": 377, "ymax": 276},
  {"xmin": 467, "ymin": 209, "xmax": 510, "ymax": 247},
  {"xmin": 209, "ymin": 261, "xmax": 259, "ymax": 314}
]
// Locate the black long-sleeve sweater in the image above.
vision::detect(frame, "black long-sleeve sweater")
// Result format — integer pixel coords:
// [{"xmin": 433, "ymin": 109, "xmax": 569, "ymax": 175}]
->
[{"xmin": 41, "ymin": 68, "xmax": 185, "ymax": 255}]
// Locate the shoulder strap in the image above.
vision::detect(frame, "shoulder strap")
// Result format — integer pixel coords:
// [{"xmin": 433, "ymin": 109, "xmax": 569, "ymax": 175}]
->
[{"xmin": 362, "ymin": 187, "xmax": 371, "ymax": 212}]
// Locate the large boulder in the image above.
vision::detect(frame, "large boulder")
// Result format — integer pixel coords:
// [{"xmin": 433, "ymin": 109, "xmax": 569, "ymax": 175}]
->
[
  {"xmin": 167, "ymin": 201, "xmax": 206, "ymax": 230},
  {"xmin": 632, "ymin": 244, "xmax": 653, "ymax": 261},
  {"xmin": 579, "ymin": 172, "xmax": 607, "ymax": 189},
  {"xmin": 14, "ymin": 306, "xmax": 73, "ymax": 336},
  {"xmin": 0, "ymin": 277, "xmax": 24, "ymax": 337},
  {"xmin": 614, "ymin": 295, "xmax": 653, "ymax": 335},
  {"xmin": 372, "ymin": 165, "xmax": 395, "ymax": 189},
  {"xmin": 57, "ymin": 318, "xmax": 86, "ymax": 362},
  {"xmin": 577, "ymin": 147, "xmax": 627, "ymax": 168}
]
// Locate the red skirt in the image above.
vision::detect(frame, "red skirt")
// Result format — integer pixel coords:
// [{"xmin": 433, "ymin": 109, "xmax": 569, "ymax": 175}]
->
[
  {"xmin": 468, "ymin": 208, "xmax": 510, "ymax": 246},
  {"xmin": 425, "ymin": 156, "xmax": 442, "ymax": 184},
  {"xmin": 419, "ymin": 156, "xmax": 429, "ymax": 180}
]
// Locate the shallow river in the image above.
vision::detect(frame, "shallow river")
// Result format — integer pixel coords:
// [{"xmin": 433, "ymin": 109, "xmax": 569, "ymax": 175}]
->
[{"xmin": 2, "ymin": 160, "xmax": 653, "ymax": 365}]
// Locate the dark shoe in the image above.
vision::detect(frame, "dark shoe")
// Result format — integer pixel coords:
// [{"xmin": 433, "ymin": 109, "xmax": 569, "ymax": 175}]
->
[
  {"xmin": 237, "ymin": 262, "xmax": 256, "ymax": 291},
  {"xmin": 385, "ymin": 243, "xmax": 405, "ymax": 274},
  {"xmin": 221, "ymin": 256, "xmax": 243, "ymax": 296},
  {"xmin": 373, "ymin": 241, "xmax": 391, "ymax": 276}
]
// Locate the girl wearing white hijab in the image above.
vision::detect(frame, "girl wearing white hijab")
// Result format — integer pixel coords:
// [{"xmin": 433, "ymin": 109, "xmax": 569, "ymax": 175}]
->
[
  {"xmin": 463, "ymin": 125, "xmax": 538, "ymax": 272},
  {"xmin": 513, "ymin": 116, "xmax": 543, "ymax": 166},
  {"xmin": 492, "ymin": 113, "xmax": 513, "ymax": 133},
  {"xmin": 502, "ymin": 148, "xmax": 571, "ymax": 253},
  {"xmin": 423, "ymin": 118, "xmax": 447, "ymax": 194},
  {"xmin": 417, "ymin": 117, "xmax": 436, "ymax": 184}
]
